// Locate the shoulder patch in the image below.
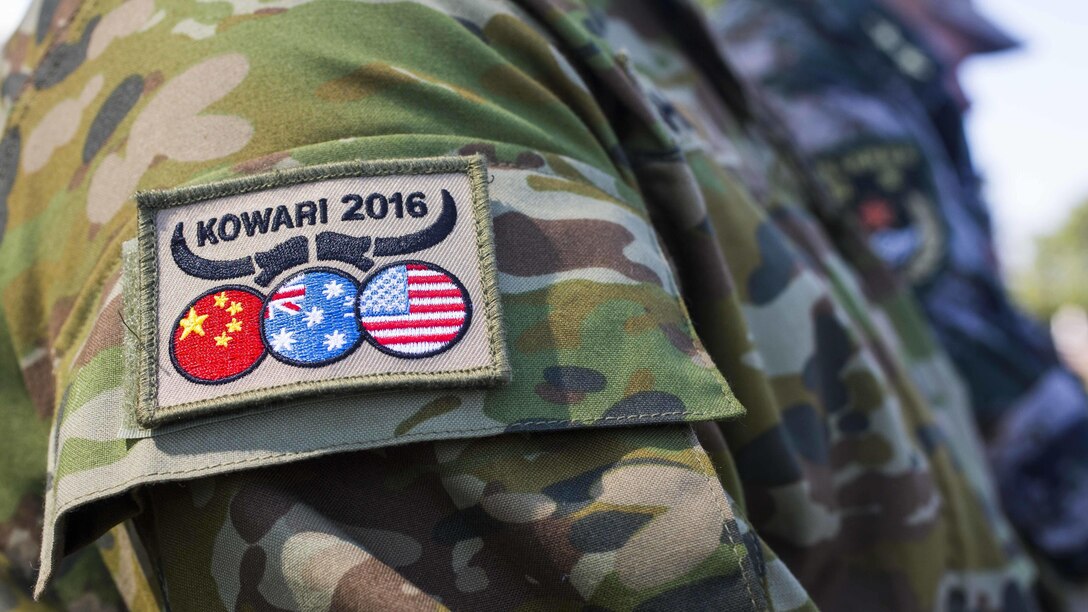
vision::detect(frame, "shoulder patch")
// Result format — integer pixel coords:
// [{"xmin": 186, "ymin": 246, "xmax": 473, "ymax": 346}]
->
[
  {"xmin": 813, "ymin": 140, "xmax": 947, "ymax": 282},
  {"xmin": 133, "ymin": 156, "xmax": 508, "ymax": 427}
]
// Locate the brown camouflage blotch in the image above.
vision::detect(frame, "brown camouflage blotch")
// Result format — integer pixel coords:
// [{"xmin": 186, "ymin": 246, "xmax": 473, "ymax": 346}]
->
[
  {"xmin": 457, "ymin": 143, "xmax": 500, "ymax": 165},
  {"xmin": 219, "ymin": 10, "xmax": 290, "ymax": 34},
  {"xmin": 494, "ymin": 212, "xmax": 660, "ymax": 285},
  {"xmin": 835, "ymin": 471, "xmax": 940, "ymax": 543},
  {"xmin": 20, "ymin": 349, "xmax": 55, "ymax": 419},
  {"xmin": 229, "ymin": 480, "xmax": 301, "ymax": 545},
  {"xmin": 458, "ymin": 144, "xmax": 547, "ymax": 170},
  {"xmin": 232, "ymin": 151, "xmax": 291, "ymax": 175},
  {"xmin": 830, "ymin": 434, "xmax": 895, "ymax": 469},
  {"xmin": 237, "ymin": 544, "xmax": 292, "ymax": 612},
  {"xmin": 69, "ymin": 162, "xmax": 91, "ymax": 190},
  {"xmin": 55, "ymin": 0, "xmax": 83, "ymax": 31},
  {"xmin": 514, "ymin": 152, "xmax": 546, "ymax": 169},
  {"xmin": 821, "ymin": 570, "xmax": 921, "ymax": 612},
  {"xmin": 535, "ymin": 382, "xmax": 586, "ymax": 405},
  {"xmin": 315, "ymin": 62, "xmax": 405, "ymax": 102},
  {"xmin": 331, "ymin": 558, "xmax": 441, "ymax": 612},
  {"xmin": 472, "ymin": 517, "xmax": 585, "ymax": 603},
  {"xmin": 72, "ymin": 292, "xmax": 121, "ymax": 370},
  {"xmin": 47, "ymin": 293, "xmax": 77, "ymax": 346},
  {"xmin": 659, "ymin": 322, "xmax": 699, "ymax": 357},
  {"xmin": 623, "ymin": 368, "xmax": 654, "ymax": 397},
  {"xmin": 4, "ymin": 32, "xmax": 29, "ymax": 73},
  {"xmin": 141, "ymin": 71, "xmax": 164, "ymax": 93}
]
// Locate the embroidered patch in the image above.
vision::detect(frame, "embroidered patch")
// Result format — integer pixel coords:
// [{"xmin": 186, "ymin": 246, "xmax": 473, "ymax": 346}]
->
[
  {"xmin": 171, "ymin": 286, "xmax": 266, "ymax": 383},
  {"xmin": 813, "ymin": 141, "xmax": 947, "ymax": 282},
  {"xmin": 134, "ymin": 156, "xmax": 508, "ymax": 427},
  {"xmin": 358, "ymin": 262, "xmax": 472, "ymax": 358},
  {"xmin": 262, "ymin": 268, "xmax": 363, "ymax": 367}
]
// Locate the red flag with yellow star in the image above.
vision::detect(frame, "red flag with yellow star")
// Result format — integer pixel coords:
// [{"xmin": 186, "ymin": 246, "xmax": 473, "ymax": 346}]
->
[{"xmin": 170, "ymin": 287, "xmax": 265, "ymax": 383}]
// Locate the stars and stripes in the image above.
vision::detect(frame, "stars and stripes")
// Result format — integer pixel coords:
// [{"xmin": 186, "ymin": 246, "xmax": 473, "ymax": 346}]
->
[{"xmin": 358, "ymin": 263, "xmax": 470, "ymax": 356}]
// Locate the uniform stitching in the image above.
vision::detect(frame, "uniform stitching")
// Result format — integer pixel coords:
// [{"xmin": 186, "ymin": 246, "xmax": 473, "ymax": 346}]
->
[
  {"xmin": 52, "ymin": 409, "xmax": 720, "ymax": 511},
  {"xmin": 689, "ymin": 428, "xmax": 764, "ymax": 612},
  {"xmin": 465, "ymin": 156, "xmax": 510, "ymax": 387}
]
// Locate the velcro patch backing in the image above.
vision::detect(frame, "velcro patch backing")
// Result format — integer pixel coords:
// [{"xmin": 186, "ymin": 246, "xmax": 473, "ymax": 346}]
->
[{"xmin": 132, "ymin": 156, "xmax": 508, "ymax": 427}]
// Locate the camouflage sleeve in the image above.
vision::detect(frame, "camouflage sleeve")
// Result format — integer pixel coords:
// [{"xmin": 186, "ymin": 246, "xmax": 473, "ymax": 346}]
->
[
  {"xmin": 0, "ymin": 0, "xmax": 817, "ymax": 609},
  {"xmin": 713, "ymin": 0, "xmax": 1088, "ymax": 583},
  {"xmin": 0, "ymin": 308, "xmax": 125, "ymax": 610},
  {"xmin": 574, "ymin": 1, "xmax": 1035, "ymax": 608},
  {"xmin": 132, "ymin": 425, "xmax": 805, "ymax": 611}
]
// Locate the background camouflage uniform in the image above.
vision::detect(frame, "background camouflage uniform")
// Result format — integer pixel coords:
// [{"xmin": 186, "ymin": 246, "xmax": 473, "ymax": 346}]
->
[
  {"xmin": 0, "ymin": 0, "xmax": 1042, "ymax": 609},
  {"xmin": 712, "ymin": 0, "xmax": 1088, "ymax": 588}
]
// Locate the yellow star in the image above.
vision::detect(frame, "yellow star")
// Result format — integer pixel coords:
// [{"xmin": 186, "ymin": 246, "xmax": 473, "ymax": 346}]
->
[
  {"xmin": 213, "ymin": 331, "xmax": 232, "ymax": 347},
  {"xmin": 213, "ymin": 291, "xmax": 229, "ymax": 308},
  {"xmin": 178, "ymin": 308, "xmax": 208, "ymax": 341},
  {"xmin": 226, "ymin": 318, "xmax": 243, "ymax": 333},
  {"xmin": 226, "ymin": 301, "xmax": 244, "ymax": 316}
]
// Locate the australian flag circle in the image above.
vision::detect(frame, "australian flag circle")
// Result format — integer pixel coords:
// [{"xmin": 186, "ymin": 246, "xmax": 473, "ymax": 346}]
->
[
  {"xmin": 261, "ymin": 267, "xmax": 363, "ymax": 366},
  {"xmin": 358, "ymin": 261, "xmax": 472, "ymax": 358}
]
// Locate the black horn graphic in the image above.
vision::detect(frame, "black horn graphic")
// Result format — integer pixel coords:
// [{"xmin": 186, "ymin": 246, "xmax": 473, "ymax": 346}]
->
[
  {"xmin": 170, "ymin": 190, "xmax": 456, "ymax": 284},
  {"xmin": 254, "ymin": 236, "xmax": 309, "ymax": 287},
  {"xmin": 171, "ymin": 222, "xmax": 256, "ymax": 280},
  {"xmin": 373, "ymin": 189, "xmax": 457, "ymax": 256},
  {"xmin": 316, "ymin": 232, "xmax": 373, "ymax": 272}
]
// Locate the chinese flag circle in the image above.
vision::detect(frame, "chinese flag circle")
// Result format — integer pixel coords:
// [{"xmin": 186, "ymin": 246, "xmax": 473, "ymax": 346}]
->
[{"xmin": 170, "ymin": 286, "xmax": 266, "ymax": 383}]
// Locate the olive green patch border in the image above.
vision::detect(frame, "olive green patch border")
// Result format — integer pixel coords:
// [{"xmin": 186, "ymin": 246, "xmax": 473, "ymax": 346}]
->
[{"xmin": 132, "ymin": 155, "xmax": 509, "ymax": 429}]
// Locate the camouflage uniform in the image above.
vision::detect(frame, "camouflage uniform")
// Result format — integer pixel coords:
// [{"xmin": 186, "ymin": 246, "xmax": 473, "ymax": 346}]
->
[
  {"xmin": 712, "ymin": 0, "xmax": 1088, "ymax": 588},
  {"xmin": 0, "ymin": 0, "xmax": 1039, "ymax": 610}
]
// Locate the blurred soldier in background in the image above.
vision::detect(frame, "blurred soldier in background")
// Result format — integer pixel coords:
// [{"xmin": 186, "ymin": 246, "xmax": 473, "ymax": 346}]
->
[
  {"xmin": 714, "ymin": 0, "xmax": 1088, "ymax": 603},
  {"xmin": 0, "ymin": 0, "xmax": 1067, "ymax": 609}
]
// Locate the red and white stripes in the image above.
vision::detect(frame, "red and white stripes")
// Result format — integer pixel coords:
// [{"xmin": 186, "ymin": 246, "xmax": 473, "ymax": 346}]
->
[{"xmin": 360, "ymin": 264, "xmax": 467, "ymax": 354}]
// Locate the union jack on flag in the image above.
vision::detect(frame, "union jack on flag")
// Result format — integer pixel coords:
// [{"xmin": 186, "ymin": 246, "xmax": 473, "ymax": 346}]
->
[
  {"xmin": 358, "ymin": 263, "xmax": 469, "ymax": 356},
  {"xmin": 262, "ymin": 269, "xmax": 362, "ymax": 366},
  {"xmin": 266, "ymin": 276, "xmax": 306, "ymax": 319}
]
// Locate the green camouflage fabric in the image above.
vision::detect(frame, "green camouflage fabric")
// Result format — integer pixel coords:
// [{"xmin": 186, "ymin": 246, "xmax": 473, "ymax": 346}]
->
[
  {"xmin": 711, "ymin": 0, "xmax": 1088, "ymax": 589},
  {"xmin": 0, "ymin": 0, "xmax": 1038, "ymax": 609},
  {"xmin": 586, "ymin": 3, "xmax": 1034, "ymax": 608},
  {"xmin": 137, "ymin": 426, "xmax": 792, "ymax": 611},
  {"xmin": 0, "ymin": 286, "xmax": 128, "ymax": 611}
]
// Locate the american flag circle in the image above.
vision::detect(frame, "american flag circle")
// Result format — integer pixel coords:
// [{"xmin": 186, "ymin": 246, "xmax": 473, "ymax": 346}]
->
[{"xmin": 357, "ymin": 261, "xmax": 472, "ymax": 358}]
